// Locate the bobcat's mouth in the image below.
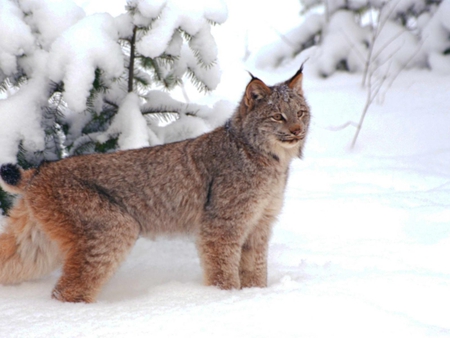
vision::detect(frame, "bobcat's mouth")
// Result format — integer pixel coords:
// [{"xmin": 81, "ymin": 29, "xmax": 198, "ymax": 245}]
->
[
  {"xmin": 284, "ymin": 138, "xmax": 301, "ymax": 144},
  {"xmin": 277, "ymin": 135, "xmax": 304, "ymax": 146}
]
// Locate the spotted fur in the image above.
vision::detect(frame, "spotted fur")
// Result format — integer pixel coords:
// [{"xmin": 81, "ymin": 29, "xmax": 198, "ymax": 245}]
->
[{"xmin": 0, "ymin": 67, "xmax": 310, "ymax": 302}]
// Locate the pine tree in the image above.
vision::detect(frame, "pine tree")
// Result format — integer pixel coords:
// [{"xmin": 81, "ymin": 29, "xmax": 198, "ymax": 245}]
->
[{"xmin": 0, "ymin": 0, "xmax": 227, "ymax": 214}]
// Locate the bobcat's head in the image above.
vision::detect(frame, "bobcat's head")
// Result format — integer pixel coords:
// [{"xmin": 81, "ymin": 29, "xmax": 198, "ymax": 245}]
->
[{"xmin": 231, "ymin": 65, "xmax": 310, "ymax": 160}]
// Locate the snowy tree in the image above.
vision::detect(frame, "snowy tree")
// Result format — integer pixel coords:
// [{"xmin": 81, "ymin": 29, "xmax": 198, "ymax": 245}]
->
[
  {"xmin": 251, "ymin": 0, "xmax": 450, "ymax": 149},
  {"xmin": 0, "ymin": 0, "xmax": 229, "ymax": 214},
  {"xmin": 255, "ymin": 0, "xmax": 450, "ymax": 76}
]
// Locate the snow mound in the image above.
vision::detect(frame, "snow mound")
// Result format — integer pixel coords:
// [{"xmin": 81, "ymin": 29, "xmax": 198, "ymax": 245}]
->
[{"xmin": 48, "ymin": 13, "xmax": 124, "ymax": 113}]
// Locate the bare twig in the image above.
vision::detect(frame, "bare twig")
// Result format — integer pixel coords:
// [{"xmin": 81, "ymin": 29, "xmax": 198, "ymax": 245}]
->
[
  {"xmin": 352, "ymin": 49, "xmax": 391, "ymax": 148},
  {"xmin": 104, "ymin": 99, "xmax": 119, "ymax": 109},
  {"xmin": 352, "ymin": 0, "xmax": 409, "ymax": 148},
  {"xmin": 325, "ymin": 121, "xmax": 359, "ymax": 131},
  {"xmin": 383, "ymin": 38, "xmax": 425, "ymax": 93},
  {"xmin": 339, "ymin": 29, "xmax": 366, "ymax": 65},
  {"xmin": 128, "ymin": 26, "xmax": 137, "ymax": 93},
  {"xmin": 362, "ymin": 1, "xmax": 402, "ymax": 87},
  {"xmin": 352, "ymin": 66, "xmax": 390, "ymax": 148}
]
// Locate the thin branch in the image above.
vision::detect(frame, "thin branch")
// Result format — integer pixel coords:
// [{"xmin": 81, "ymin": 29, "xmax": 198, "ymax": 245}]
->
[
  {"xmin": 362, "ymin": 0, "xmax": 403, "ymax": 87},
  {"xmin": 375, "ymin": 1, "xmax": 402, "ymax": 40},
  {"xmin": 141, "ymin": 108, "xmax": 181, "ymax": 115},
  {"xmin": 351, "ymin": 58, "xmax": 389, "ymax": 148},
  {"xmin": 325, "ymin": 121, "xmax": 359, "ymax": 131},
  {"xmin": 370, "ymin": 29, "xmax": 405, "ymax": 65},
  {"xmin": 104, "ymin": 99, "xmax": 119, "ymax": 109},
  {"xmin": 128, "ymin": 26, "xmax": 137, "ymax": 93},
  {"xmin": 362, "ymin": 7, "xmax": 378, "ymax": 87},
  {"xmin": 339, "ymin": 29, "xmax": 366, "ymax": 65},
  {"xmin": 386, "ymin": 38, "xmax": 424, "ymax": 89}
]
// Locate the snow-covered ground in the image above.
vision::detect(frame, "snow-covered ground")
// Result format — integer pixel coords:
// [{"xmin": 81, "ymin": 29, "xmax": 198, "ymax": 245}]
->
[
  {"xmin": 1, "ymin": 68, "xmax": 449, "ymax": 337},
  {"xmin": 1, "ymin": 0, "xmax": 450, "ymax": 337}
]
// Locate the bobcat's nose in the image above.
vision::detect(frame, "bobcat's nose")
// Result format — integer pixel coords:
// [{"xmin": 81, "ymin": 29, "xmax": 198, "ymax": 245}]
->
[{"xmin": 289, "ymin": 125, "xmax": 302, "ymax": 136}]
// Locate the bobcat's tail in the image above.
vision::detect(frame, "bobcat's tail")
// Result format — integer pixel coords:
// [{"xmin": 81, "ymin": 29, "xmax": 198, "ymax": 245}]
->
[
  {"xmin": 0, "ymin": 194, "xmax": 61, "ymax": 284},
  {"xmin": 0, "ymin": 163, "xmax": 36, "ymax": 194}
]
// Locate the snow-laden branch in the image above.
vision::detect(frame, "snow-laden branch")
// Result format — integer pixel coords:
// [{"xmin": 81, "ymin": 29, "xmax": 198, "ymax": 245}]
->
[{"xmin": 0, "ymin": 0, "xmax": 229, "ymax": 171}]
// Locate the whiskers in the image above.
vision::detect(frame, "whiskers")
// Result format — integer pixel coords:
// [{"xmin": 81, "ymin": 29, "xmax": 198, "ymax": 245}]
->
[{"xmin": 274, "ymin": 132, "xmax": 305, "ymax": 143}]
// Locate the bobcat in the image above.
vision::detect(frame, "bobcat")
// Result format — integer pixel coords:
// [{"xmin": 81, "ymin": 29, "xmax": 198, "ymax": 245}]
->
[{"xmin": 0, "ymin": 66, "xmax": 310, "ymax": 303}]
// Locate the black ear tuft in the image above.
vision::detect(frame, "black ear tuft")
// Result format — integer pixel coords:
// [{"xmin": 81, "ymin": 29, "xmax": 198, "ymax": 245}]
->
[
  {"xmin": 247, "ymin": 71, "xmax": 258, "ymax": 81},
  {"xmin": 0, "ymin": 163, "xmax": 21, "ymax": 186},
  {"xmin": 287, "ymin": 59, "xmax": 308, "ymax": 95}
]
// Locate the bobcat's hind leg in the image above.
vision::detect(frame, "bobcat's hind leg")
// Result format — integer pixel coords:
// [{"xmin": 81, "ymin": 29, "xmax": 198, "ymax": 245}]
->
[
  {"xmin": 50, "ymin": 210, "xmax": 140, "ymax": 303},
  {"xmin": 239, "ymin": 219, "xmax": 272, "ymax": 288},
  {"xmin": 0, "ymin": 198, "xmax": 61, "ymax": 285}
]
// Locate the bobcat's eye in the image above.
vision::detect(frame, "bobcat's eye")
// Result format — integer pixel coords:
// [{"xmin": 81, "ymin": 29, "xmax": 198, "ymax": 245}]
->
[
  {"xmin": 271, "ymin": 113, "xmax": 284, "ymax": 122},
  {"xmin": 297, "ymin": 110, "xmax": 305, "ymax": 118}
]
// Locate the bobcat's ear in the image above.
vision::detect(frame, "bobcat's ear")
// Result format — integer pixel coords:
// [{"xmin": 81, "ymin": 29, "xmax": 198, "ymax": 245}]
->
[
  {"xmin": 287, "ymin": 63, "xmax": 304, "ymax": 96},
  {"xmin": 244, "ymin": 76, "xmax": 271, "ymax": 109}
]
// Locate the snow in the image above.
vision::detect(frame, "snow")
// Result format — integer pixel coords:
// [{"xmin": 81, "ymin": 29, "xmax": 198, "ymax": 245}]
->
[
  {"xmin": 315, "ymin": 10, "xmax": 368, "ymax": 75},
  {"xmin": 0, "ymin": 0, "xmax": 234, "ymax": 162},
  {"xmin": 428, "ymin": 52, "xmax": 450, "ymax": 74},
  {"xmin": 421, "ymin": 0, "xmax": 450, "ymax": 72},
  {"xmin": 143, "ymin": 90, "xmax": 233, "ymax": 144},
  {"xmin": 100, "ymin": 92, "xmax": 153, "ymax": 150},
  {"xmin": 2, "ymin": 66, "xmax": 450, "ymax": 338},
  {"xmin": 47, "ymin": 13, "xmax": 124, "ymax": 113},
  {"xmin": 253, "ymin": 0, "xmax": 450, "ymax": 76},
  {"xmin": 1, "ymin": 0, "xmax": 450, "ymax": 337},
  {"xmin": 254, "ymin": 13, "xmax": 325, "ymax": 70},
  {"xmin": 0, "ymin": 0, "xmax": 35, "ymax": 76},
  {"xmin": 0, "ymin": 66, "xmax": 48, "ymax": 163},
  {"xmin": 129, "ymin": 0, "xmax": 226, "ymax": 95},
  {"xmin": 136, "ymin": 0, "xmax": 227, "ymax": 59},
  {"xmin": 19, "ymin": 0, "xmax": 85, "ymax": 50}
]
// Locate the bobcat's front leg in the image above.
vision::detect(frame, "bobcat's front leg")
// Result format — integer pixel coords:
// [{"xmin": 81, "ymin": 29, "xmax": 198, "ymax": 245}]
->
[
  {"xmin": 239, "ymin": 220, "xmax": 272, "ymax": 288},
  {"xmin": 197, "ymin": 230, "xmax": 242, "ymax": 290}
]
